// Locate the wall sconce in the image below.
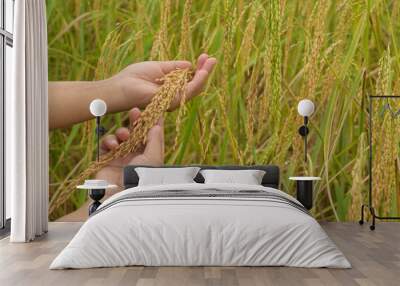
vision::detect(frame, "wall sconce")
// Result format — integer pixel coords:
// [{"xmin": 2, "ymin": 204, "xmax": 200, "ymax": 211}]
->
[
  {"xmin": 290, "ymin": 99, "xmax": 319, "ymax": 210},
  {"xmin": 297, "ymin": 99, "xmax": 315, "ymax": 163},
  {"xmin": 77, "ymin": 99, "xmax": 115, "ymax": 215},
  {"xmin": 89, "ymin": 99, "xmax": 107, "ymax": 161}
]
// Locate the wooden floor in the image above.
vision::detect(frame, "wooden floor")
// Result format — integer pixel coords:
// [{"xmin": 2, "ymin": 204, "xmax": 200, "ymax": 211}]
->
[{"xmin": 0, "ymin": 222, "xmax": 399, "ymax": 286}]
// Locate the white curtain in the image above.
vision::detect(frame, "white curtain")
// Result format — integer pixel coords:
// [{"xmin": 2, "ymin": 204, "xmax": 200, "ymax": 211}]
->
[{"xmin": 7, "ymin": 0, "xmax": 49, "ymax": 242}]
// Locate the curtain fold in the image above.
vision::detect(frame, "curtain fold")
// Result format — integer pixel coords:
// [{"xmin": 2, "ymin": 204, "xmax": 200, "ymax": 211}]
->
[{"xmin": 8, "ymin": 0, "xmax": 49, "ymax": 242}]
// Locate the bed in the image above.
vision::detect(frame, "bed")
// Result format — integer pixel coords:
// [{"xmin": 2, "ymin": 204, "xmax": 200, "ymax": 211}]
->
[{"xmin": 50, "ymin": 165, "xmax": 351, "ymax": 269}]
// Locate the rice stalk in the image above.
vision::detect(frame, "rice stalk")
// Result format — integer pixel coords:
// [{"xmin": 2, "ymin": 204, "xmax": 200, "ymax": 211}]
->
[
  {"xmin": 372, "ymin": 48, "xmax": 393, "ymax": 215},
  {"xmin": 150, "ymin": 0, "xmax": 171, "ymax": 60},
  {"xmin": 178, "ymin": 0, "xmax": 192, "ymax": 59},
  {"xmin": 347, "ymin": 132, "xmax": 367, "ymax": 221},
  {"xmin": 244, "ymin": 60, "xmax": 259, "ymax": 163},
  {"xmin": 234, "ymin": 2, "xmax": 259, "ymax": 69},
  {"xmin": 199, "ymin": 111, "xmax": 216, "ymax": 164},
  {"xmin": 303, "ymin": 0, "xmax": 329, "ymax": 100},
  {"xmin": 257, "ymin": 10, "xmax": 271, "ymax": 142},
  {"xmin": 219, "ymin": 0, "xmax": 242, "ymax": 163},
  {"xmin": 268, "ymin": 0, "xmax": 282, "ymax": 130}
]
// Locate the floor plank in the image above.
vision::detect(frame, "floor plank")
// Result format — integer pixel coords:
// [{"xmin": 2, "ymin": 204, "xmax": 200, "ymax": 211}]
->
[{"xmin": 0, "ymin": 222, "xmax": 399, "ymax": 286}]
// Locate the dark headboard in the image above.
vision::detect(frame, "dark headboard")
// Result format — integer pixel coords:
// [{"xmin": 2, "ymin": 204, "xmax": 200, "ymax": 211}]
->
[{"xmin": 123, "ymin": 165, "xmax": 280, "ymax": 189}]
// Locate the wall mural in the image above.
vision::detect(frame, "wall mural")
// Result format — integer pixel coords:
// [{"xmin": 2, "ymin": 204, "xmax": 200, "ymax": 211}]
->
[{"xmin": 47, "ymin": 0, "xmax": 400, "ymax": 221}]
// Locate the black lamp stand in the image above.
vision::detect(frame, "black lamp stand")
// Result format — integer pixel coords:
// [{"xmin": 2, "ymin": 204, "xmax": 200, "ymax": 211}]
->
[
  {"xmin": 88, "ymin": 189, "xmax": 105, "ymax": 215},
  {"xmin": 296, "ymin": 180, "xmax": 313, "ymax": 210},
  {"xmin": 293, "ymin": 116, "xmax": 315, "ymax": 210},
  {"xmin": 298, "ymin": 116, "xmax": 309, "ymax": 163},
  {"xmin": 88, "ymin": 116, "xmax": 106, "ymax": 215}
]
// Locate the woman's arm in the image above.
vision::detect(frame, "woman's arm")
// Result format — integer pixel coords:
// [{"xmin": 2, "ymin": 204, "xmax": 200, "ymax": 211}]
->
[
  {"xmin": 49, "ymin": 79, "xmax": 122, "ymax": 129},
  {"xmin": 49, "ymin": 54, "xmax": 216, "ymax": 129}
]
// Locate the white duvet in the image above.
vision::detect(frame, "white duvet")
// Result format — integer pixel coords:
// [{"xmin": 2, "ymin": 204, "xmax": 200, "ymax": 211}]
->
[{"xmin": 50, "ymin": 183, "xmax": 351, "ymax": 269}]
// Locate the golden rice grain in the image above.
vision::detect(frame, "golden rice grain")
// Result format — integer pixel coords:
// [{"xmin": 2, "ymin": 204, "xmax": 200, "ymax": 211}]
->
[
  {"xmin": 348, "ymin": 132, "xmax": 367, "ymax": 221},
  {"xmin": 372, "ymin": 48, "xmax": 394, "ymax": 215},
  {"xmin": 234, "ymin": 3, "xmax": 259, "ymax": 68},
  {"xmin": 151, "ymin": 0, "xmax": 171, "ymax": 60},
  {"xmin": 178, "ymin": 0, "xmax": 192, "ymax": 59}
]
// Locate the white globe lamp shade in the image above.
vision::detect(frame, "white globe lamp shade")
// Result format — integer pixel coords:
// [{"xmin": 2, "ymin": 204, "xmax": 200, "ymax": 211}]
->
[
  {"xmin": 89, "ymin": 99, "xmax": 107, "ymax": 117},
  {"xmin": 297, "ymin": 99, "xmax": 315, "ymax": 117}
]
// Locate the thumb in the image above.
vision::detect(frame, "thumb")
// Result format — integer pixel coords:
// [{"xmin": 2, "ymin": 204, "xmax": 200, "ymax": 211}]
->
[{"xmin": 143, "ymin": 125, "xmax": 164, "ymax": 164}]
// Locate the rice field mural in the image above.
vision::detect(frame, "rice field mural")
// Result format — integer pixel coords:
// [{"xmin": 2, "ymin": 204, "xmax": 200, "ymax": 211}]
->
[{"xmin": 47, "ymin": 0, "xmax": 400, "ymax": 221}]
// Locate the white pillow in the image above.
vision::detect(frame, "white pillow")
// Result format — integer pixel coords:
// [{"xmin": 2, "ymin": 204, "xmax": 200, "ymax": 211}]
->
[
  {"xmin": 200, "ymin": 169, "xmax": 266, "ymax": 185},
  {"xmin": 135, "ymin": 167, "xmax": 200, "ymax": 186}
]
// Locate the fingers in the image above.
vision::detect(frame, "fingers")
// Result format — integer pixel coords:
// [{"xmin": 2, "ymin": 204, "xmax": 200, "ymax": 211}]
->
[
  {"xmin": 117, "ymin": 107, "xmax": 140, "ymax": 142},
  {"xmin": 186, "ymin": 56, "xmax": 217, "ymax": 98},
  {"xmin": 99, "ymin": 108, "xmax": 165, "ymax": 167},
  {"xmin": 101, "ymin": 107, "xmax": 141, "ymax": 154},
  {"xmin": 128, "ymin": 107, "xmax": 141, "ymax": 127},
  {"xmin": 158, "ymin": 55, "xmax": 213, "ymax": 76},
  {"xmin": 166, "ymin": 54, "xmax": 216, "ymax": 110},
  {"xmin": 159, "ymin": 60, "xmax": 192, "ymax": 74},
  {"xmin": 100, "ymin": 127, "xmax": 131, "ymax": 153},
  {"xmin": 200, "ymin": 57, "xmax": 217, "ymax": 73},
  {"xmin": 196, "ymin": 53, "xmax": 209, "ymax": 70},
  {"xmin": 100, "ymin": 134, "xmax": 119, "ymax": 153},
  {"xmin": 186, "ymin": 70, "xmax": 209, "ymax": 98},
  {"xmin": 115, "ymin": 127, "xmax": 130, "ymax": 142}
]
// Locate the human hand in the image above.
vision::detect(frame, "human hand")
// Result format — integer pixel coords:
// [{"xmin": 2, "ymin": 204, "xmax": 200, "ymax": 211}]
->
[
  {"xmin": 111, "ymin": 53, "xmax": 217, "ymax": 111},
  {"xmin": 94, "ymin": 107, "xmax": 164, "ymax": 187}
]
